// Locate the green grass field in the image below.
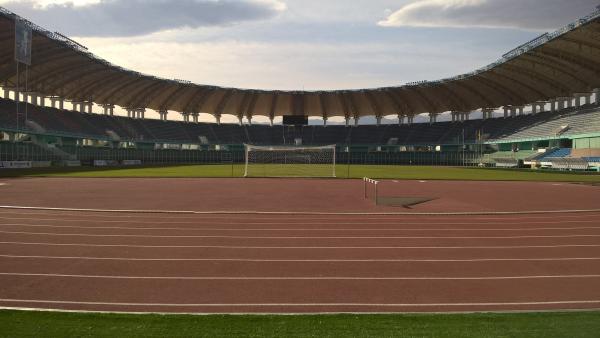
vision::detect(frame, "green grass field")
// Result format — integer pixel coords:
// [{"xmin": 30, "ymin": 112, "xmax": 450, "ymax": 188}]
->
[
  {"xmin": 1, "ymin": 164, "xmax": 600, "ymax": 182},
  {"xmin": 1, "ymin": 310, "xmax": 599, "ymax": 338},
  {"xmin": 1, "ymin": 165, "xmax": 599, "ymax": 337}
]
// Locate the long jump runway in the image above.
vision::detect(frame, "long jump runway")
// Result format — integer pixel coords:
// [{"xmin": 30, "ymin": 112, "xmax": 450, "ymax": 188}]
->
[{"xmin": 1, "ymin": 209, "xmax": 600, "ymax": 314}]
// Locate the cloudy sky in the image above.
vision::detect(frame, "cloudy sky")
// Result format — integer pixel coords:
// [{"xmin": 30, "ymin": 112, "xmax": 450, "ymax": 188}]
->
[{"xmin": 1, "ymin": 0, "xmax": 598, "ymax": 122}]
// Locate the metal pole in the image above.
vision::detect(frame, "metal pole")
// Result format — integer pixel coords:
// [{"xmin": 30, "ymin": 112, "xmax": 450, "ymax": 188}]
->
[{"xmin": 15, "ymin": 62, "xmax": 19, "ymax": 160}]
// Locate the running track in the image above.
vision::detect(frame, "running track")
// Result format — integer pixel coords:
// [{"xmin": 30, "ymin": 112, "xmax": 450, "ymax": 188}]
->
[{"xmin": 1, "ymin": 208, "xmax": 600, "ymax": 313}]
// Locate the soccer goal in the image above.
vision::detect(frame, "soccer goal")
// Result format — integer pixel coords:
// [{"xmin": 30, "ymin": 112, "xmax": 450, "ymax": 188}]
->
[{"xmin": 244, "ymin": 144, "xmax": 336, "ymax": 178}]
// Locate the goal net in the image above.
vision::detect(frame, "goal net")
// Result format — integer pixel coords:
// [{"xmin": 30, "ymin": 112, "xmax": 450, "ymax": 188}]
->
[{"xmin": 244, "ymin": 144, "xmax": 336, "ymax": 178}]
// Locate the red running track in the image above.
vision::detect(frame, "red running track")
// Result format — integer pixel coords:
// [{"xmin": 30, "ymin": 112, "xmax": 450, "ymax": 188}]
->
[
  {"xmin": 0, "ymin": 178, "xmax": 599, "ymax": 313},
  {"xmin": 0, "ymin": 178, "xmax": 599, "ymax": 213},
  {"xmin": 0, "ymin": 208, "xmax": 600, "ymax": 313}
]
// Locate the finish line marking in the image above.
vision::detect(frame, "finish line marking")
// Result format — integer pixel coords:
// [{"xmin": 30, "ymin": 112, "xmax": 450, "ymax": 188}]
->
[
  {"xmin": 1, "ymin": 254, "xmax": 600, "ymax": 263},
  {"xmin": 1, "ymin": 272, "xmax": 600, "ymax": 280}
]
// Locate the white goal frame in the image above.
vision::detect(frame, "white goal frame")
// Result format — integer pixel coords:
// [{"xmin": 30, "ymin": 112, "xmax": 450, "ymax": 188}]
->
[{"xmin": 244, "ymin": 144, "xmax": 336, "ymax": 178}]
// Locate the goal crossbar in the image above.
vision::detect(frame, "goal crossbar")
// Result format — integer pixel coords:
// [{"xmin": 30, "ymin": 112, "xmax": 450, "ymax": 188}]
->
[{"xmin": 244, "ymin": 144, "xmax": 336, "ymax": 178}]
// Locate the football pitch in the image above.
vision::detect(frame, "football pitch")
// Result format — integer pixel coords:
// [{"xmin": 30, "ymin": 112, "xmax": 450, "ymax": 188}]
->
[
  {"xmin": 2, "ymin": 164, "xmax": 600, "ymax": 182},
  {"xmin": 1, "ymin": 310, "xmax": 600, "ymax": 338}
]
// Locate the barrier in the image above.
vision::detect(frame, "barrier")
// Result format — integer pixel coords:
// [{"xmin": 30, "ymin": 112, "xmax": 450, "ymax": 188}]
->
[
  {"xmin": 63, "ymin": 160, "xmax": 82, "ymax": 167},
  {"xmin": 363, "ymin": 177, "xmax": 379, "ymax": 203},
  {"xmin": 551, "ymin": 158, "xmax": 589, "ymax": 171},
  {"xmin": 93, "ymin": 160, "xmax": 108, "ymax": 167},
  {"xmin": 122, "ymin": 160, "xmax": 142, "ymax": 166},
  {"xmin": 0, "ymin": 161, "xmax": 32, "ymax": 169},
  {"xmin": 31, "ymin": 161, "xmax": 52, "ymax": 168}
]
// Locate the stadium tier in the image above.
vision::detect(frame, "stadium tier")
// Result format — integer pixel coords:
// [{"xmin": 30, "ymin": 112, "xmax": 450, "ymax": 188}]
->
[
  {"xmin": 1, "ymin": 96, "xmax": 600, "ymax": 169},
  {"xmin": 2, "ymin": 97, "xmax": 600, "ymax": 146},
  {"xmin": 1, "ymin": 6, "xmax": 600, "ymax": 170}
]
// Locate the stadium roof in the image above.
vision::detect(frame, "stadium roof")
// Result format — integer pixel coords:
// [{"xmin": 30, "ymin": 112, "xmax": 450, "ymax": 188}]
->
[{"xmin": 1, "ymin": 6, "xmax": 600, "ymax": 121}]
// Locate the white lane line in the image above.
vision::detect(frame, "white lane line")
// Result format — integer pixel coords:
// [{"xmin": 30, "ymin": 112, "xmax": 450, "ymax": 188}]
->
[
  {"xmin": 2, "ymin": 223, "xmax": 599, "ymax": 232},
  {"xmin": 2, "ymin": 241, "xmax": 600, "ymax": 249},
  {"xmin": 1, "ymin": 216, "xmax": 597, "ymax": 226},
  {"xmin": 3, "ymin": 205, "xmax": 600, "ymax": 216},
  {"xmin": 1, "ymin": 254, "xmax": 600, "ymax": 262},
  {"xmin": 1, "ymin": 272, "xmax": 600, "ymax": 280},
  {"xmin": 2, "ymin": 230, "xmax": 600, "ymax": 239},
  {"xmin": 1, "ymin": 210, "xmax": 598, "ymax": 221},
  {"xmin": 1, "ymin": 299, "xmax": 600, "ymax": 308}
]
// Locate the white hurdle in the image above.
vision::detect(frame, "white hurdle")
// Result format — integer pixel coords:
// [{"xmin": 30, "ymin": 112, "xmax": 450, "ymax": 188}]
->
[{"xmin": 363, "ymin": 177, "xmax": 379, "ymax": 202}]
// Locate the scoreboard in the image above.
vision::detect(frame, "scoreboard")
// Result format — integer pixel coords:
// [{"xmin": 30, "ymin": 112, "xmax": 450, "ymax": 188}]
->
[{"xmin": 283, "ymin": 115, "xmax": 309, "ymax": 126}]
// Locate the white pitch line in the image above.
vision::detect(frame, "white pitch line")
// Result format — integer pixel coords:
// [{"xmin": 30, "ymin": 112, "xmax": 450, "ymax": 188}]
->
[
  {"xmin": 2, "ymin": 241, "xmax": 600, "ymax": 249},
  {"xmin": 2, "ymin": 230, "xmax": 600, "ymax": 239},
  {"xmin": 1, "ymin": 299, "xmax": 600, "ymax": 308},
  {"xmin": 1, "ymin": 254, "xmax": 600, "ymax": 263},
  {"xmin": 2, "ymin": 223, "xmax": 600, "ymax": 232},
  {"xmin": 0, "ymin": 216, "xmax": 597, "ymax": 226},
  {"xmin": 1, "ymin": 272, "xmax": 600, "ymax": 280}
]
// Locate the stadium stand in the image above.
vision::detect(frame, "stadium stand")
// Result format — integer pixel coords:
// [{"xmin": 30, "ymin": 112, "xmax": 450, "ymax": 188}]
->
[
  {"xmin": 1, "ymin": 6, "xmax": 600, "ymax": 169},
  {"xmin": 2, "ymin": 97, "xmax": 600, "ymax": 147},
  {"xmin": 2, "ymin": 96, "xmax": 600, "ymax": 169}
]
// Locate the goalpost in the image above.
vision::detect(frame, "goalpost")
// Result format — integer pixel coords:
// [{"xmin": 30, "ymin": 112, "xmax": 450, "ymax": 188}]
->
[{"xmin": 244, "ymin": 144, "xmax": 336, "ymax": 178}]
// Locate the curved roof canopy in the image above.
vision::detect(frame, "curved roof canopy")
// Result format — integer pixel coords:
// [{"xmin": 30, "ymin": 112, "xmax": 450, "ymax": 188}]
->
[{"xmin": 1, "ymin": 6, "xmax": 600, "ymax": 120}]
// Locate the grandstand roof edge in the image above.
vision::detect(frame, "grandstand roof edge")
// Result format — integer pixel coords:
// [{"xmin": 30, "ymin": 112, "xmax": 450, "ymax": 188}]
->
[{"xmin": 1, "ymin": 5, "xmax": 599, "ymax": 95}]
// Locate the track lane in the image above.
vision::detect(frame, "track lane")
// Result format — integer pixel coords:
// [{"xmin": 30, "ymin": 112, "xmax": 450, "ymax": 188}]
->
[
  {"xmin": 3, "ymin": 242, "xmax": 600, "ymax": 260},
  {"xmin": 1, "ymin": 276, "xmax": 600, "ymax": 313},
  {"xmin": 1, "ymin": 257, "xmax": 600, "ymax": 278},
  {"xmin": 0, "ymin": 208, "xmax": 599, "ymax": 313}
]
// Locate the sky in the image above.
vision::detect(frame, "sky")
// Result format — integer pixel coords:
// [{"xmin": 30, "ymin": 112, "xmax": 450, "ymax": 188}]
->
[{"xmin": 1, "ymin": 0, "xmax": 598, "ymax": 123}]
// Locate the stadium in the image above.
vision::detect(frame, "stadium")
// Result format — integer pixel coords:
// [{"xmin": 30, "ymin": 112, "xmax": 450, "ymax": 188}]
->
[{"xmin": 1, "ymin": 1, "xmax": 600, "ymax": 337}]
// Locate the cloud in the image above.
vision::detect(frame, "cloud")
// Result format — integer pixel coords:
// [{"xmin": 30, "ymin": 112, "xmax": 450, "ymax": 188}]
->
[
  {"xmin": 378, "ymin": 0, "xmax": 599, "ymax": 31},
  {"xmin": 1, "ymin": 0, "xmax": 286, "ymax": 37}
]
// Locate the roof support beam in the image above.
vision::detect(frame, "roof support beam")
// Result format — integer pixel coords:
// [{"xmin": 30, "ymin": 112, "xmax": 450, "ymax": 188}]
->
[
  {"xmin": 473, "ymin": 74, "xmax": 528, "ymax": 106},
  {"xmin": 519, "ymin": 54, "xmax": 592, "ymax": 89},
  {"xmin": 156, "ymin": 85, "xmax": 192, "ymax": 111},
  {"xmin": 491, "ymin": 68, "xmax": 553, "ymax": 99}
]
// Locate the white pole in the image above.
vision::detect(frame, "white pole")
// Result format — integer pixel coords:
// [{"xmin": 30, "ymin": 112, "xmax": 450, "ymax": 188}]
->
[
  {"xmin": 244, "ymin": 144, "xmax": 249, "ymax": 178},
  {"xmin": 332, "ymin": 145, "xmax": 337, "ymax": 178}
]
